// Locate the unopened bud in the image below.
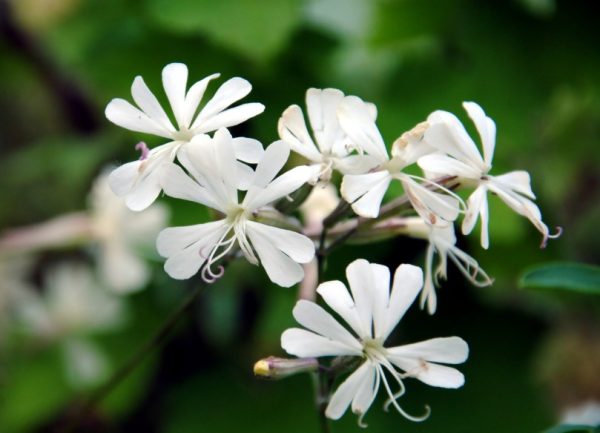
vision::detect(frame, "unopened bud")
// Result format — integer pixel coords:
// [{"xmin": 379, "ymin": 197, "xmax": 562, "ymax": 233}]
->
[{"xmin": 253, "ymin": 356, "xmax": 319, "ymax": 380}]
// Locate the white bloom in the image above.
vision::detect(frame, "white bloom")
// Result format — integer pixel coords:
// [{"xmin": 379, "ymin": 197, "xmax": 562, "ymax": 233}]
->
[
  {"xmin": 89, "ymin": 170, "xmax": 168, "ymax": 294},
  {"xmin": 419, "ymin": 101, "xmax": 560, "ymax": 249},
  {"xmin": 404, "ymin": 217, "xmax": 492, "ymax": 314},
  {"xmin": 299, "ymin": 183, "xmax": 340, "ymax": 232},
  {"xmin": 281, "ymin": 259, "xmax": 469, "ymax": 425},
  {"xmin": 157, "ymin": 128, "xmax": 315, "ymax": 287},
  {"xmin": 278, "ymin": 88, "xmax": 381, "ymax": 183},
  {"xmin": 106, "ymin": 63, "xmax": 265, "ymax": 210},
  {"xmin": 339, "ymin": 96, "xmax": 461, "ymax": 224}
]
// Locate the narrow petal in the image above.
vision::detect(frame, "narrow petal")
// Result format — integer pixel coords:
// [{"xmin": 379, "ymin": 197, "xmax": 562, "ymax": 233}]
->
[
  {"xmin": 232, "ymin": 137, "xmax": 264, "ymax": 164},
  {"xmin": 345, "ymin": 259, "xmax": 375, "ymax": 338},
  {"xmin": 105, "ymin": 99, "xmax": 171, "ymax": 138},
  {"xmin": 402, "ymin": 177, "xmax": 459, "ymax": 225},
  {"xmin": 252, "ymin": 140, "xmax": 290, "ymax": 188},
  {"xmin": 306, "ymin": 88, "xmax": 344, "ymax": 154},
  {"xmin": 156, "ymin": 220, "xmax": 227, "ymax": 257},
  {"xmin": 341, "ymin": 171, "xmax": 392, "ymax": 218},
  {"xmin": 461, "ymin": 185, "xmax": 486, "ymax": 236},
  {"xmin": 369, "ymin": 263, "xmax": 391, "ymax": 340},
  {"xmin": 277, "ymin": 104, "xmax": 322, "ymax": 161},
  {"xmin": 492, "ymin": 171, "xmax": 535, "ymax": 199},
  {"xmin": 131, "ymin": 76, "xmax": 175, "ymax": 133},
  {"xmin": 160, "ymin": 163, "xmax": 222, "ymax": 210},
  {"xmin": 245, "ymin": 221, "xmax": 315, "ymax": 263},
  {"xmin": 351, "ymin": 362, "xmax": 378, "ymax": 418},
  {"xmin": 195, "ymin": 103, "xmax": 265, "ymax": 133},
  {"xmin": 182, "ymin": 73, "xmax": 220, "ymax": 127},
  {"xmin": 281, "ymin": 328, "xmax": 361, "ymax": 358},
  {"xmin": 463, "ymin": 102, "xmax": 496, "ymax": 167},
  {"xmin": 387, "ymin": 337, "xmax": 469, "ymax": 364},
  {"xmin": 388, "ymin": 356, "xmax": 465, "ymax": 389},
  {"xmin": 162, "ymin": 63, "xmax": 188, "ymax": 128},
  {"xmin": 192, "ymin": 77, "xmax": 253, "ymax": 128},
  {"xmin": 326, "ymin": 362, "xmax": 374, "ymax": 420},
  {"xmin": 244, "ymin": 165, "xmax": 312, "ymax": 211},
  {"xmin": 316, "ymin": 280, "xmax": 364, "ymax": 338},
  {"xmin": 418, "ymin": 154, "xmax": 481, "ymax": 179},
  {"xmin": 382, "ymin": 264, "xmax": 423, "ymax": 340},
  {"xmin": 292, "ymin": 300, "xmax": 362, "ymax": 350},
  {"xmin": 338, "ymin": 96, "xmax": 388, "ymax": 162}
]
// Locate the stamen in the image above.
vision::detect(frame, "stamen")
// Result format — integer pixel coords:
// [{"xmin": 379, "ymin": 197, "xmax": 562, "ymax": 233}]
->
[
  {"xmin": 135, "ymin": 142, "xmax": 150, "ymax": 160},
  {"xmin": 540, "ymin": 225, "xmax": 563, "ymax": 248},
  {"xmin": 200, "ymin": 226, "xmax": 236, "ymax": 283},
  {"xmin": 376, "ymin": 364, "xmax": 430, "ymax": 422}
]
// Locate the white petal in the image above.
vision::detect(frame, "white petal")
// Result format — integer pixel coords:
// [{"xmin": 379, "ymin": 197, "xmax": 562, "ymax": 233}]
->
[
  {"xmin": 461, "ymin": 186, "xmax": 489, "ymax": 249},
  {"xmin": 123, "ymin": 167, "xmax": 163, "ymax": 212},
  {"xmin": 417, "ymin": 154, "xmax": 481, "ymax": 179},
  {"xmin": 463, "ymin": 102, "xmax": 496, "ymax": 167},
  {"xmin": 326, "ymin": 362, "xmax": 374, "ymax": 420},
  {"xmin": 156, "ymin": 220, "xmax": 226, "ymax": 257},
  {"xmin": 278, "ymin": 104, "xmax": 322, "ymax": 161},
  {"xmin": 345, "ymin": 259, "xmax": 375, "ymax": 338},
  {"xmin": 382, "ymin": 264, "xmax": 423, "ymax": 340},
  {"xmin": 162, "ymin": 63, "xmax": 188, "ymax": 128},
  {"xmin": 245, "ymin": 221, "xmax": 315, "ymax": 263},
  {"xmin": 341, "ymin": 171, "xmax": 392, "ymax": 218},
  {"xmin": 235, "ymin": 161, "xmax": 254, "ymax": 191},
  {"xmin": 369, "ymin": 263, "xmax": 391, "ymax": 340},
  {"xmin": 253, "ymin": 140, "xmax": 290, "ymax": 188},
  {"xmin": 334, "ymin": 154, "xmax": 381, "ymax": 175},
  {"xmin": 245, "ymin": 223, "xmax": 310, "ymax": 287},
  {"xmin": 351, "ymin": 362, "xmax": 378, "ymax": 417},
  {"xmin": 492, "ymin": 170, "xmax": 535, "ymax": 199},
  {"xmin": 402, "ymin": 177, "xmax": 459, "ymax": 225},
  {"xmin": 306, "ymin": 88, "xmax": 344, "ymax": 154},
  {"xmin": 232, "ymin": 137, "xmax": 264, "ymax": 164},
  {"xmin": 182, "ymin": 73, "xmax": 220, "ymax": 127},
  {"xmin": 316, "ymin": 280, "xmax": 364, "ymax": 338},
  {"xmin": 105, "ymin": 99, "xmax": 171, "ymax": 139},
  {"xmin": 281, "ymin": 328, "xmax": 361, "ymax": 358},
  {"xmin": 192, "ymin": 77, "xmax": 253, "ymax": 128},
  {"xmin": 338, "ymin": 96, "xmax": 388, "ymax": 162},
  {"xmin": 160, "ymin": 163, "xmax": 221, "ymax": 210},
  {"xmin": 424, "ymin": 113, "xmax": 485, "ymax": 170},
  {"xmin": 387, "ymin": 337, "xmax": 469, "ymax": 364},
  {"xmin": 244, "ymin": 165, "xmax": 312, "ymax": 211},
  {"xmin": 108, "ymin": 160, "xmax": 142, "ymax": 197},
  {"xmin": 292, "ymin": 300, "xmax": 362, "ymax": 350},
  {"xmin": 388, "ymin": 356, "xmax": 465, "ymax": 388},
  {"xmin": 131, "ymin": 76, "xmax": 175, "ymax": 133},
  {"xmin": 195, "ymin": 103, "xmax": 265, "ymax": 133}
]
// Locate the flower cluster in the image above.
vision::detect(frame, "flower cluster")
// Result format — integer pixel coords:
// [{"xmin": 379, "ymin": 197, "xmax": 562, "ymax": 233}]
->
[{"xmin": 103, "ymin": 63, "xmax": 559, "ymax": 427}]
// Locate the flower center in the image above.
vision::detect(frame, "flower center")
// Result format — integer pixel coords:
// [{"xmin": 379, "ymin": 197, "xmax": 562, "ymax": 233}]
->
[
  {"xmin": 172, "ymin": 127, "xmax": 194, "ymax": 142},
  {"xmin": 362, "ymin": 337, "xmax": 386, "ymax": 361}
]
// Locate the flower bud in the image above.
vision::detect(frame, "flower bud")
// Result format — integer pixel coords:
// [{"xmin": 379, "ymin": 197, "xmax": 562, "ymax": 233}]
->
[{"xmin": 253, "ymin": 356, "xmax": 319, "ymax": 380}]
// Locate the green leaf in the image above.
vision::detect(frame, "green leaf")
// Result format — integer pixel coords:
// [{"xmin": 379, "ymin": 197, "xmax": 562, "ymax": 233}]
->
[
  {"xmin": 543, "ymin": 424, "xmax": 599, "ymax": 433},
  {"xmin": 144, "ymin": 0, "xmax": 301, "ymax": 61},
  {"xmin": 520, "ymin": 262, "xmax": 600, "ymax": 294}
]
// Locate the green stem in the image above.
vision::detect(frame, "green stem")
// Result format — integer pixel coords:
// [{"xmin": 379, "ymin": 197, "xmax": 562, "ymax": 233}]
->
[{"xmin": 62, "ymin": 279, "xmax": 210, "ymax": 433}]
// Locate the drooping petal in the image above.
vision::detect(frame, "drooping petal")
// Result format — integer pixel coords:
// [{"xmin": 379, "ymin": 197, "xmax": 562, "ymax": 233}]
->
[
  {"xmin": 341, "ymin": 171, "xmax": 392, "ymax": 218},
  {"xmin": 326, "ymin": 362, "xmax": 374, "ymax": 420},
  {"xmin": 338, "ymin": 96, "xmax": 388, "ymax": 163},
  {"xmin": 131, "ymin": 76, "xmax": 175, "ymax": 134},
  {"xmin": 105, "ymin": 99, "xmax": 172, "ymax": 139},
  {"xmin": 463, "ymin": 101, "xmax": 496, "ymax": 167},
  {"xmin": 277, "ymin": 104, "xmax": 322, "ymax": 162},
  {"xmin": 281, "ymin": 328, "xmax": 361, "ymax": 358},
  {"xmin": 461, "ymin": 185, "xmax": 489, "ymax": 249},
  {"xmin": 401, "ymin": 176, "xmax": 459, "ymax": 226},
  {"xmin": 382, "ymin": 264, "xmax": 423, "ymax": 340},
  {"xmin": 291, "ymin": 300, "xmax": 362, "ymax": 350},
  {"xmin": 245, "ymin": 222, "xmax": 313, "ymax": 287},
  {"xmin": 316, "ymin": 280, "xmax": 364, "ymax": 338},
  {"xmin": 492, "ymin": 171, "xmax": 536, "ymax": 199},
  {"xmin": 387, "ymin": 337, "xmax": 469, "ymax": 364}
]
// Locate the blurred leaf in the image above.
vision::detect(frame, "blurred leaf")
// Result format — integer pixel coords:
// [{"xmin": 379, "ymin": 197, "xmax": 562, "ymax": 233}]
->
[
  {"xmin": 543, "ymin": 424, "xmax": 599, "ymax": 433},
  {"xmin": 145, "ymin": 0, "xmax": 302, "ymax": 61},
  {"xmin": 520, "ymin": 263, "xmax": 600, "ymax": 294}
]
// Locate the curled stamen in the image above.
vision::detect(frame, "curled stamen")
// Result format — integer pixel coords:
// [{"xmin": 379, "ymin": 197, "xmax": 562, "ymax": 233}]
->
[
  {"xmin": 540, "ymin": 225, "xmax": 563, "ymax": 249},
  {"xmin": 135, "ymin": 142, "xmax": 150, "ymax": 160},
  {"xmin": 376, "ymin": 364, "xmax": 429, "ymax": 422}
]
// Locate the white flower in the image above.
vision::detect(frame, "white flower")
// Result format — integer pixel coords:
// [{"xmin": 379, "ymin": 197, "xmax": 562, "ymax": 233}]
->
[
  {"xmin": 89, "ymin": 170, "xmax": 169, "ymax": 294},
  {"xmin": 403, "ymin": 217, "xmax": 492, "ymax": 314},
  {"xmin": 106, "ymin": 63, "xmax": 265, "ymax": 211},
  {"xmin": 157, "ymin": 128, "xmax": 315, "ymax": 287},
  {"xmin": 281, "ymin": 259, "xmax": 469, "ymax": 425},
  {"xmin": 278, "ymin": 88, "xmax": 381, "ymax": 183},
  {"xmin": 339, "ymin": 96, "xmax": 461, "ymax": 224},
  {"xmin": 419, "ymin": 101, "xmax": 560, "ymax": 249}
]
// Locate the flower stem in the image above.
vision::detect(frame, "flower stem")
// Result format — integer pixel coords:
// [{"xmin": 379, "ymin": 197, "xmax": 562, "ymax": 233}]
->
[{"xmin": 62, "ymin": 279, "xmax": 211, "ymax": 432}]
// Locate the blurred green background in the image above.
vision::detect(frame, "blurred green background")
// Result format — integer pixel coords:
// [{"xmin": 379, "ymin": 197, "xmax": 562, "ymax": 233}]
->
[{"xmin": 0, "ymin": 0, "xmax": 599, "ymax": 432}]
